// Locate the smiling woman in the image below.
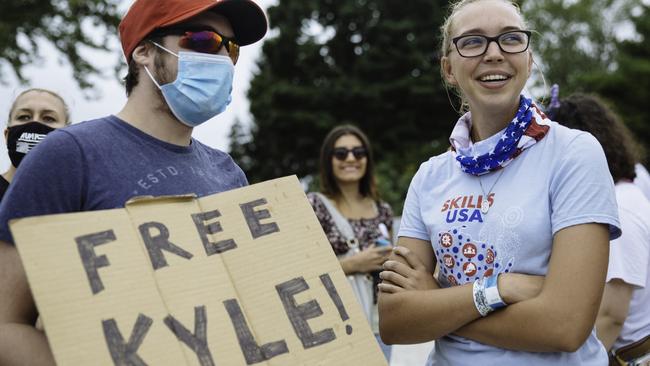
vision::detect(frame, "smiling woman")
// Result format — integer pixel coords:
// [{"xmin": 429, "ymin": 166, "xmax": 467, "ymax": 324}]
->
[
  {"xmin": 306, "ymin": 124, "xmax": 394, "ymax": 361},
  {"xmin": 377, "ymin": 0, "xmax": 621, "ymax": 365}
]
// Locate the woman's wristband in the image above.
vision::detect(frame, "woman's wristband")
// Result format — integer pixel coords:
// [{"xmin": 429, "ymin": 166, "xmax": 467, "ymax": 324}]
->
[
  {"xmin": 472, "ymin": 274, "xmax": 507, "ymax": 317},
  {"xmin": 484, "ymin": 274, "xmax": 507, "ymax": 310},
  {"xmin": 472, "ymin": 277, "xmax": 491, "ymax": 316}
]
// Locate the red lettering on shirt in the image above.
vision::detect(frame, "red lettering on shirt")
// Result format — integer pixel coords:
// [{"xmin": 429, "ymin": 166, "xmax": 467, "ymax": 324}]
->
[
  {"xmin": 450, "ymin": 197, "xmax": 462, "ymax": 209},
  {"xmin": 441, "ymin": 200, "xmax": 450, "ymax": 212}
]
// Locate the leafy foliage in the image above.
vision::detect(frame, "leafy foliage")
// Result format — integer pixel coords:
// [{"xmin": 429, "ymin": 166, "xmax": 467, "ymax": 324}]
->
[
  {"xmin": 232, "ymin": 0, "xmax": 455, "ymax": 212},
  {"xmin": 590, "ymin": 3, "xmax": 650, "ymax": 161},
  {"xmin": 0, "ymin": 0, "xmax": 121, "ymax": 89},
  {"xmin": 522, "ymin": 0, "xmax": 621, "ymax": 93},
  {"xmin": 524, "ymin": 0, "xmax": 649, "ymax": 159},
  {"xmin": 234, "ymin": 0, "xmax": 650, "ymax": 212}
]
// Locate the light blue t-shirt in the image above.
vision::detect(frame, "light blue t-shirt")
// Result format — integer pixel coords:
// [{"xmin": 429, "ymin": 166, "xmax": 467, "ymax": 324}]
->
[{"xmin": 399, "ymin": 121, "xmax": 620, "ymax": 366}]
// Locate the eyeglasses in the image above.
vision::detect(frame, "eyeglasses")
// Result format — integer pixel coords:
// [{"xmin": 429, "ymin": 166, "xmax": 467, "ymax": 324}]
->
[
  {"xmin": 332, "ymin": 147, "xmax": 367, "ymax": 161},
  {"xmin": 151, "ymin": 26, "xmax": 240, "ymax": 64},
  {"xmin": 452, "ymin": 30, "xmax": 531, "ymax": 58}
]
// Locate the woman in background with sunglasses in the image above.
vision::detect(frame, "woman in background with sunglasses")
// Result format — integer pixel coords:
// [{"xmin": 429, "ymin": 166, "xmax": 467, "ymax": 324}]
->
[
  {"xmin": 307, "ymin": 124, "xmax": 394, "ymax": 361},
  {"xmin": 378, "ymin": 0, "xmax": 621, "ymax": 365}
]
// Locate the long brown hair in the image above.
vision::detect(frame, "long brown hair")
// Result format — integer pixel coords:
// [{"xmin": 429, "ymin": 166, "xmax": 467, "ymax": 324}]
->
[
  {"xmin": 553, "ymin": 94, "xmax": 641, "ymax": 182},
  {"xmin": 319, "ymin": 124, "xmax": 378, "ymax": 200}
]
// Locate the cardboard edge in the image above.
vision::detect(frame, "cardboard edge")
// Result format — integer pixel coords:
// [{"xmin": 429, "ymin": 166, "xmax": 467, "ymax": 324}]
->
[{"xmin": 125, "ymin": 194, "xmax": 198, "ymax": 206}]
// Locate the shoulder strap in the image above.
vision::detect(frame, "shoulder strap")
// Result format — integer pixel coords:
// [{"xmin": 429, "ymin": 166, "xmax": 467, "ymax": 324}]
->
[
  {"xmin": 313, "ymin": 193, "xmax": 358, "ymax": 247},
  {"xmin": 372, "ymin": 200, "xmax": 380, "ymax": 216}
]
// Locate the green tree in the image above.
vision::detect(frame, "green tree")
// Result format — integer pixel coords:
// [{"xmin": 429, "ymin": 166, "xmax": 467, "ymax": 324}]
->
[
  {"xmin": 590, "ymin": 3, "xmax": 650, "ymax": 160},
  {"xmin": 0, "ymin": 0, "xmax": 121, "ymax": 89},
  {"xmin": 523, "ymin": 0, "xmax": 649, "ymax": 158},
  {"xmin": 234, "ymin": 0, "xmax": 646, "ymax": 212},
  {"xmin": 521, "ymin": 0, "xmax": 625, "ymax": 94},
  {"xmin": 232, "ymin": 0, "xmax": 455, "ymax": 212}
]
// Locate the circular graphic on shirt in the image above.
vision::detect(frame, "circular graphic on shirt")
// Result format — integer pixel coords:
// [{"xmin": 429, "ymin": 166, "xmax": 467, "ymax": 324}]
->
[
  {"xmin": 440, "ymin": 233, "xmax": 453, "ymax": 248},
  {"xmin": 484, "ymin": 268, "xmax": 494, "ymax": 277},
  {"xmin": 462, "ymin": 243, "xmax": 477, "ymax": 259},
  {"xmin": 486, "ymin": 249, "xmax": 495, "ymax": 264},
  {"xmin": 443, "ymin": 254, "xmax": 454, "ymax": 269},
  {"xmin": 463, "ymin": 262, "xmax": 477, "ymax": 277},
  {"xmin": 502, "ymin": 206, "xmax": 524, "ymax": 228},
  {"xmin": 448, "ymin": 275, "xmax": 459, "ymax": 286}
]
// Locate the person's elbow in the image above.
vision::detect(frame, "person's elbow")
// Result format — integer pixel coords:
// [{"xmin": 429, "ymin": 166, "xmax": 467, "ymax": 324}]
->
[
  {"xmin": 597, "ymin": 308, "xmax": 627, "ymax": 333},
  {"xmin": 554, "ymin": 332, "xmax": 591, "ymax": 353},
  {"xmin": 595, "ymin": 307, "xmax": 627, "ymax": 350},
  {"xmin": 548, "ymin": 312, "xmax": 599, "ymax": 352},
  {"xmin": 377, "ymin": 292, "xmax": 405, "ymax": 345},
  {"xmin": 378, "ymin": 322, "xmax": 399, "ymax": 345}
]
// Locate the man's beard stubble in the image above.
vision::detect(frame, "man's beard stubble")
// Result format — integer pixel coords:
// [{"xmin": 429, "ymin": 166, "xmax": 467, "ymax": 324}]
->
[{"xmin": 152, "ymin": 52, "xmax": 178, "ymax": 122}]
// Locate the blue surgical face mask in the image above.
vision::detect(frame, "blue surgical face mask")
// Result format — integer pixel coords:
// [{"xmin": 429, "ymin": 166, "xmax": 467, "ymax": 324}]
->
[{"xmin": 144, "ymin": 42, "xmax": 234, "ymax": 127}]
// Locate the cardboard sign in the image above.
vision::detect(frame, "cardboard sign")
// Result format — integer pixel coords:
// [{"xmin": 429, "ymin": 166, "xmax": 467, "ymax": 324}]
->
[{"xmin": 11, "ymin": 176, "xmax": 387, "ymax": 366}]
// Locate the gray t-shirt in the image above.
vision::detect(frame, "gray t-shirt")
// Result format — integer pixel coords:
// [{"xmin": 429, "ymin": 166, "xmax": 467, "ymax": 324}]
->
[{"xmin": 0, "ymin": 115, "xmax": 247, "ymax": 244}]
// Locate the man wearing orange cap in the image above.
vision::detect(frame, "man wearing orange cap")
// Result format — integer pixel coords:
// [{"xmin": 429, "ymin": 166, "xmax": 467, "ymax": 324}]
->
[{"xmin": 0, "ymin": 0, "xmax": 267, "ymax": 363}]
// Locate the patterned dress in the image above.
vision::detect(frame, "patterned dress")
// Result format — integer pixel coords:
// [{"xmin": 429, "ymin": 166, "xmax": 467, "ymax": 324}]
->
[{"xmin": 307, "ymin": 192, "xmax": 394, "ymax": 255}]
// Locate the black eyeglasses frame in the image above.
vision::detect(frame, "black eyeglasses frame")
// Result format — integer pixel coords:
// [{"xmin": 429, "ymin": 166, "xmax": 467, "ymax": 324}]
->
[{"xmin": 451, "ymin": 30, "xmax": 532, "ymax": 58}]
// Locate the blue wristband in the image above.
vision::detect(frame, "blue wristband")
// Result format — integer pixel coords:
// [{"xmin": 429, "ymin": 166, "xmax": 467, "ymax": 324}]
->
[{"xmin": 484, "ymin": 275, "xmax": 507, "ymax": 310}]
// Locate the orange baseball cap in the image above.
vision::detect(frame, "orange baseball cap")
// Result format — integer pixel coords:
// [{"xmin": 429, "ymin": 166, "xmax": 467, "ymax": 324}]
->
[{"xmin": 119, "ymin": 0, "xmax": 268, "ymax": 63}]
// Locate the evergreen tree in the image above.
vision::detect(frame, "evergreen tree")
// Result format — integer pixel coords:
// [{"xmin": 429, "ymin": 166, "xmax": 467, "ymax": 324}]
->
[
  {"xmin": 593, "ymin": 3, "xmax": 650, "ymax": 160},
  {"xmin": 232, "ymin": 0, "xmax": 456, "ymax": 212},
  {"xmin": 234, "ymin": 0, "xmax": 646, "ymax": 211}
]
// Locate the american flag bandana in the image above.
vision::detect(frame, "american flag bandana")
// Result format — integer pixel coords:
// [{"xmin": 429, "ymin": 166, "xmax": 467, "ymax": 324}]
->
[{"xmin": 450, "ymin": 95, "xmax": 551, "ymax": 176}]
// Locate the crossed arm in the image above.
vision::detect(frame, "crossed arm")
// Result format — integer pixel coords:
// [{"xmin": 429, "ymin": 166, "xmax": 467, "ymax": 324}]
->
[
  {"xmin": 0, "ymin": 240, "xmax": 55, "ymax": 365},
  {"xmin": 378, "ymin": 223, "xmax": 610, "ymax": 352}
]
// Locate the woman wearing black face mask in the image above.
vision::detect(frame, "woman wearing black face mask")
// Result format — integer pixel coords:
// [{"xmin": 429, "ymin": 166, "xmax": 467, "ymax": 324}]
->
[{"xmin": 1, "ymin": 88, "xmax": 70, "ymax": 201}]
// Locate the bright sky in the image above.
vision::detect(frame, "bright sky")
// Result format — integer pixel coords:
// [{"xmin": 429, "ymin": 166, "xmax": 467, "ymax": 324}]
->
[{"xmin": 0, "ymin": 0, "xmax": 277, "ymax": 172}]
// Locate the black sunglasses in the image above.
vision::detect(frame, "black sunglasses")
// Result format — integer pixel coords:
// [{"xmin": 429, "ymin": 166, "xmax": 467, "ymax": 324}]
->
[{"xmin": 332, "ymin": 147, "xmax": 367, "ymax": 161}]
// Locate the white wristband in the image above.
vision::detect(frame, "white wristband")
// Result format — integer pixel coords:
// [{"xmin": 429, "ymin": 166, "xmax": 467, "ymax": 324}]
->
[{"xmin": 472, "ymin": 277, "xmax": 492, "ymax": 317}]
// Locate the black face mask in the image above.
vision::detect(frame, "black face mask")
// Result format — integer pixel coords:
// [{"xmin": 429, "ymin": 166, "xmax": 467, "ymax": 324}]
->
[{"xmin": 6, "ymin": 121, "xmax": 55, "ymax": 168}]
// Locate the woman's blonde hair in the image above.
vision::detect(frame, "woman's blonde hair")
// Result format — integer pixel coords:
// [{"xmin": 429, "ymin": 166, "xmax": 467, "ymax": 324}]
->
[
  {"xmin": 439, "ymin": 0, "xmax": 530, "ymax": 113},
  {"xmin": 8, "ymin": 88, "xmax": 71, "ymax": 125}
]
